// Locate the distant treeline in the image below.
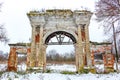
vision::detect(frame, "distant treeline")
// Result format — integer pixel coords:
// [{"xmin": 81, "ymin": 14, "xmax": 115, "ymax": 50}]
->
[
  {"xmin": 0, "ymin": 51, "xmax": 8, "ymax": 62},
  {"xmin": 46, "ymin": 49, "xmax": 75, "ymax": 63}
]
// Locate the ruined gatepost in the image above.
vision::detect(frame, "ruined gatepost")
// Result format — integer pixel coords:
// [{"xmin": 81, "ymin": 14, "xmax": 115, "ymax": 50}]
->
[
  {"xmin": 75, "ymin": 24, "xmax": 84, "ymax": 72},
  {"xmin": 8, "ymin": 43, "xmax": 30, "ymax": 72},
  {"xmin": 74, "ymin": 11, "xmax": 93, "ymax": 72},
  {"xmin": 29, "ymin": 24, "xmax": 36, "ymax": 67},
  {"xmin": 102, "ymin": 46, "xmax": 114, "ymax": 73},
  {"xmin": 8, "ymin": 47, "xmax": 17, "ymax": 71},
  {"xmin": 27, "ymin": 11, "xmax": 45, "ymax": 70},
  {"xmin": 38, "ymin": 26, "xmax": 44, "ymax": 69},
  {"xmin": 103, "ymin": 53, "xmax": 115, "ymax": 73},
  {"xmin": 85, "ymin": 24, "xmax": 92, "ymax": 68},
  {"xmin": 76, "ymin": 23, "xmax": 93, "ymax": 73}
]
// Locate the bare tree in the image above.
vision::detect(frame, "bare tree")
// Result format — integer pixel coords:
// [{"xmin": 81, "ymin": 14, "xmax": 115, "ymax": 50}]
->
[
  {"xmin": 0, "ymin": 3, "xmax": 9, "ymax": 43},
  {"xmin": 95, "ymin": 0, "xmax": 120, "ymax": 72},
  {"xmin": 0, "ymin": 51, "xmax": 8, "ymax": 62}
]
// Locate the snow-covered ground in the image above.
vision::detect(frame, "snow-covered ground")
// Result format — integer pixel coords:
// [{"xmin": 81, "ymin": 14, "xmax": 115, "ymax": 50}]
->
[
  {"xmin": 47, "ymin": 64, "xmax": 76, "ymax": 72},
  {"xmin": 1, "ymin": 71, "xmax": 120, "ymax": 80},
  {"xmin": 1, "ymin": 63, "xmax": 120, "ymax": 80},
  {"xmin": 0, "ymin": 64, "xmax": 7, "ymax": 72}
]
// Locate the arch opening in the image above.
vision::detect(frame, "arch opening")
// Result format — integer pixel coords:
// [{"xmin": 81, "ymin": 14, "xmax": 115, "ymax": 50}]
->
[
  {"xmin": 46, "ymin": 45, "xmax": 75, "ymax": 63},
  {"xmin": 45, "ymin": 31, "xmax": 76, "ymax": 71},
  {"xmin": 45, "ymin": 31, "xmax": 77, "ymax": 45}
]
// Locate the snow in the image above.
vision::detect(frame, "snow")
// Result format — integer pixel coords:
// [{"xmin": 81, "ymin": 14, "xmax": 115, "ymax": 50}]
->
[
  {"xmin": 17, "ymin": 63, "xmax": 27, "ymax": 72},
  {"xmin": 1, "ymin": 72, "xmax": 120, "ymax": 80},
  {"xmin": 95, "ymin": 64, "xmax": 104, "ymax": 73},
  {"xmin": 0, "ymin": 64, "xmax": 7, "ymax": 72},
  {"xmin": 1, "ymin": 64, "xmax": 120, "ymax": 80},
  {"xmin": 46, "ymin": 64, "xmax": 76, "ymax": 72}
]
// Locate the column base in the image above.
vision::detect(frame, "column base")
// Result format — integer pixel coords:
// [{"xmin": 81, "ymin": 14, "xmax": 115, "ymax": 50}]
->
[
  {"xmin": 7, "ymin": 66, "xmax": 17, "ymax": 72},
  {"xmin": 104, "ymin": 67, "xmax": 114, "ymax": 73}
]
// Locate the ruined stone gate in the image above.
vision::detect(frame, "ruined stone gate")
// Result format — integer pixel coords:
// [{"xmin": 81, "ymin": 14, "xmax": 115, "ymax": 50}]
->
[{"xmin": 8, "ymin": 9, "xmax": 93, "ymax": 72}]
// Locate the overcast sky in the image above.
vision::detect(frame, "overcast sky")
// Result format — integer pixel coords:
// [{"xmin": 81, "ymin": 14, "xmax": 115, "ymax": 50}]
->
[{"xmin": 0, "ymin": 0, "xmax": 106, "ymax": 53}]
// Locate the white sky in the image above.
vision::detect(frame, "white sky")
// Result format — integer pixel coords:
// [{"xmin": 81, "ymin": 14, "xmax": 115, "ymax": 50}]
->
[{"xmin": 0, "ymin": 0, "xmax": 106, "ymax": 53}]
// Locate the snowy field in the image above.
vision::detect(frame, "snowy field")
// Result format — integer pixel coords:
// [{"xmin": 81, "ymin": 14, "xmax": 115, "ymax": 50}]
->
[
  {"xmin": 1, "ymin": 72, "xmax": 120, "ymax": 80},
  {"xmin": 1, "ymin": 63, "xmax": 120, "ymax": 80},
  {"xmin": 0, "ymin": 64, "xmax": 7, "ymax": 72},
  {"xmin": 46, "ymin": 64, "xmax": 76, "ymax": 72}
]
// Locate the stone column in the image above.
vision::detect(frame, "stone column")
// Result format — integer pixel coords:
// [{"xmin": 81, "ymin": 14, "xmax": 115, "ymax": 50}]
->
[
  {"xmin": 85, "ymin": 24, "xmax": 92, "ymax": 67},
  {"xmin": 43, "ymin": 45, "xmax": 47, "ymax": 72},
  {"xmin": 38, "ymin": 26, "xmax": 44, "ymax": 68},
  {"xmin": 27, "ymin": 48, "xmax": 31, "ymax": 67},
  {"xmin": 75, "ymin": 44, "xmax": 79, "ymax": 71},
  {"xmin": 30, "ymin": 25, "xmax": 36, "ymax": 67},
  {"xmin": 36, "ymin": 43, "xmax": 39, "ymax": 66},
  {"xmin": 76, "ymin": 24, "xmax": 84, "ymax": 71}
]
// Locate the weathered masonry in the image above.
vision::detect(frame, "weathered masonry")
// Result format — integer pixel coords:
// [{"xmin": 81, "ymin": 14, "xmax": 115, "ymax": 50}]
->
[
  {"xmin": 8, "ymin": 9, "xmax": 93, "ymax": 72},
  {"xmin": 27, "ymin": 9, "xmax": 93, "ymax": 71},
  {"xmin": 7, "ymin": 43, "xmax": 30, "ymax": 71}
]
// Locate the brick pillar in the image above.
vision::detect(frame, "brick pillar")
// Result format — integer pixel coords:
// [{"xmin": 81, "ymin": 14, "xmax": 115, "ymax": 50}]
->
[
  {"xmin": 91, "ymin": 50, "xmax": 95, "ymax": 66},
  {"xmin": 43, "ymin": 45, "xmax": 47, "ymax": 72},
  {"xmin": 8, "ymin": 47, "xmax": 17, "ymax": 71},
  {"xmin": 36, "ymin": 43, "xmax": 40, "ymax": 66},
  {"xmin": 103, "ymin": 54, "xmax": 115, "ymax": 72},
  {"xmin": 30, "ymin": 25, "xmax": 36, "ymax": 67},
  {"xmin": 38, "ymin": 26, "xmax": 44, "ymax": 68},
  {"xmin": 85, "ymin": 24, "xmax": 92, "ymax": 67}
]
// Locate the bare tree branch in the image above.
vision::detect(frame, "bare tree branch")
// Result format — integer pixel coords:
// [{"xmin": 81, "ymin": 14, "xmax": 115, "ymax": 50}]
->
[
  {"xmin": 95, "ymin": 0, "xmax": 120, "ymax": 73},
  {"xmin": 0, "ymin": 3, "xmax": 9, "ymax": 43},
  {"xmin": 95, "ymin": 0, "xmax": 120, "ymax": 36}
]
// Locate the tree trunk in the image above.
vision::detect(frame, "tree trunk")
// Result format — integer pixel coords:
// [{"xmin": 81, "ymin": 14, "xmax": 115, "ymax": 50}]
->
[{"xmin": 112, "ymin": 22, "xmax": 119, "ymax": 73}]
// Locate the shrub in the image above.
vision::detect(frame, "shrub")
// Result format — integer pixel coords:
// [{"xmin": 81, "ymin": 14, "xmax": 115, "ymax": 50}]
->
[
  {"xmin": 90, "ymin": 68, "xmax": 96, "ymax": 74},
  {"xmin": 46, "ymin": 69, "xmax": 52, "ymax": 73},
  {"xmin": 60, "ymin": 71, "xmax": 76, "ymax": 74},
  {"xmin": 79, "ymin": 67, "xmax": 96, "ymax": 74},
  {"xmin": 0, "ymin": 71, "xmax": 4, "ymax": 76},
  {"xmin": 17, "ymin": 71, "xmax": 26, "ymax": 75},
  {"xmin": 79, "ymin": 69, "xmax": 89, "ymax": 74}
]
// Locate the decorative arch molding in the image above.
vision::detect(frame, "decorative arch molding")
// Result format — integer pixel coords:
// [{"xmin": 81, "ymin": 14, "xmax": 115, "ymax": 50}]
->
[{"xmin": 43, "ymin": 29, "xmax": 77, "ymax": 44}]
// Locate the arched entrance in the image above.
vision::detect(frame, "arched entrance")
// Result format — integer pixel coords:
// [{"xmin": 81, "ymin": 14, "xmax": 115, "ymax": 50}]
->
[
  {"xmin": 46, "ymin": 45, "xmax": 75, "ymax": 64},
  {"xmin": 45, "ymin": 31, "xmax": 76, "ymax": 70},
  {"xmin": 27, "ymin": 9, "xmax": 93, "ymax": 72}
]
